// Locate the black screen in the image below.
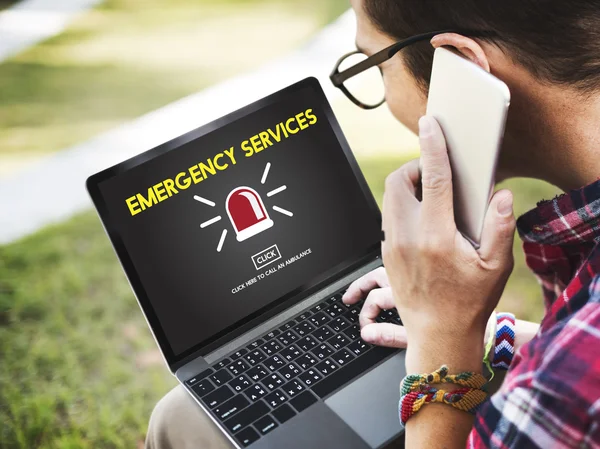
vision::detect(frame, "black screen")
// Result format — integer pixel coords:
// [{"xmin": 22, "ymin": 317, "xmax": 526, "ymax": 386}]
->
[{"xmin": 98, "ymin": 85, "xmax": 380, "ymax": 357}]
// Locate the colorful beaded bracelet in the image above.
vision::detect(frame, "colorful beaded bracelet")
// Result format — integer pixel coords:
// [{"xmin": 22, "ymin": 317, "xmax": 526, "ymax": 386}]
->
[
  {"xmin": 400, "ymin": 365, "xmax": 488, "ymax": 396},
  {"xmin": 491, "ymin": 312, "xmax": 516, "ymax": 370},
  {"xmin": 399, "ymin": 385, "xmax": 488, "ymax": 425}
]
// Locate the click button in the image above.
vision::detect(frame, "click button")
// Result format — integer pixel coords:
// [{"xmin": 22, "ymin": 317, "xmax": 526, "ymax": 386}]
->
[{"xmin": 252, "ymin": 244, "xmax": 282, "ymax": 270}]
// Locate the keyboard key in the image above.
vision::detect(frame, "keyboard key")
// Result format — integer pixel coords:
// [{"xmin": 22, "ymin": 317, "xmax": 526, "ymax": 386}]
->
[
  {"xmin": 191, "ymin": 378, "xmax": 215, "ymax": 397},
  {"xmin": 278, "ymin": 319, "xmax": 297, "ymax": 332},
  {"xmin": 309, "ymin": 312, "xmax": 330, "ymax": 327},
  {"xmin": 214, "ymin": 359, "xmax": 231, "ymax": 370},
  {"xmin": 248, "ymin": 338, "xmax": 265, "ymax": 349},
  {"xmin": 325, "ymin": 296, "xmax": 338, "ymax": 304},
  {"xmin": 272, "ymin": 403, "xmax": 296, "ymax": 424},
  {"xmin": 297, "ymin": 335, "xmax": 318, "ymax": 352},
  {"xmin": 297, "ymin": 312, "xmax": 312, "ymax": 321},
  {"xmin": 329, "ymin": 316, "xmax": 351, "ymax": 333},
  {"xmin": 264, "ymin": 389, "xmax": 288, "ymax": 408},
  {"xmin": 210, "ymin": 369, "xmax": 233, "ymax": 387},
  {"xmin": 254, "ymin": 415, "xmax": 278, "ymax": 435},
  {"xmin": 185, "ymin": 368, "xmax": 213, "ymax": 386},
  {"xmin": 290, "ymin": 390, "xmax": 318, "ymax": 413},
  {"xmin": 295, "ymin": 321, "xmax": 315, "ymax": 337},
  {"xmin": 247, "ymin": 364, "xmax": 270, "ymax": 382},
  {"xmin": 313, "ymin": 347, "xmax": 396, "ymax": 399},
  {"xmin": 264, "ymin": 329, "xmax": 281, "ymax": 341},
  {"xmin": 261, "ymin": 340, "xmax": 281, "ymax": 356},
  {"xmin": 279, "ymin": 363, "xmax": 301, "ymax": 381},
  {"xmin": 280, "ymin": 345, "xmax": 302, "ymax": 362},
  {"xmin": 230, "ymin": 374, "xmax": 252, "ymax": 393},
  {"xmin": 264, "ymin": 355, "xmax": 285, "ymax": 372},
  {"xmin": 309, "ymin": 302, "xmax": 326, "ymax": 314},
  {"xmin": 204, "ymin": 385, "xmax": 234, "ymax": 408},
  {"xmin": 343, "ymin": 308, "xmax": 359, "ymax": 323},
  {"xmin": 343, "ymin": 324, "xmax": 361, "ymax": 340},
  {"xmin": 244, "ymin": 349, "xmax": 266, "ymax": 366},
  {"xmin": 347, "ymin": 339, "xmax": 370, "ymax": 356},
  {"xmin": 278, "ymin": 330, "xmax": 298, "ymax": 346},
  {"xmin": 228, "ymin": 360, "xmax": 250, "ymax": 376},
  {"xmin": 313, "ymin": 326, "xmax": 333, "ymax": 342},
  {"xmin": 282, "ymin": 379, "xmax": 305, "ymax": 397},
  {"xmin": 332, "ymin": 348, "xmax": 355, "ymax": 366},
  {"xmin": 262, "ymin": 372, "xmax": 285, "ymax": 390},
  {"xmin": 214, "ymin": 394, "xmax": 250, "ymax": 421},
  {"xmin": 296, "ymin": 353, "xmax": 318, "ymax": 370},
  {"xmin": 245, "ymin": 384, "xmax": 268, "ymax": 402},
  {"xmin": 328, "ymin": 333, "xmax": 350, "ymax": 351},
  {"xmin": 231, "ymin": 349, "xmax": 248, "ymax": 360},
  {"xmin": 298, "ymin": 368, "xmax": 322, "ymax": 387},
  {"xmin": 313, "ymin": 343, "xmax": 334, "ymax": 360},
  {"xmin": 235, "ymin": 427, "xmax": 259, "ymax": 447},
  {"xmin": 224, "ymin": 401, "xmax": 269, "ymax": 433},
  {"xmin": 315, "ymin": 359, "xmax": 339, "ymax": 377},
  {"xmin": 324, "ymin": 303, "xmax": 345, "ymax": 318},
  {"xmin": 376, "ymin": 314, "xmax": 391, "ymax": 323}
]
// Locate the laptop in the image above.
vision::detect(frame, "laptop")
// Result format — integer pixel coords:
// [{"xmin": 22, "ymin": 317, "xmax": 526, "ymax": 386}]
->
[{"xmin": 86, "ymin": 77, "xmax": 406, "ymax": 449}]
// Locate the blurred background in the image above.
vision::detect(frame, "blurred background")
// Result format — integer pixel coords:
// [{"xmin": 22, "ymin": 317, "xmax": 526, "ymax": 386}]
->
[{"xmin": 0, "ymin": 0, "xmax": 558, "ymax": 447}]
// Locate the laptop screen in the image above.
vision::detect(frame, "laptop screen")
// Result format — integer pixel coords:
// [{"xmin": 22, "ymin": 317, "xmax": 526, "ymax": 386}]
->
[{"xmin": 93, "ymin": 80, "xmax": 381, "ymax": 362}]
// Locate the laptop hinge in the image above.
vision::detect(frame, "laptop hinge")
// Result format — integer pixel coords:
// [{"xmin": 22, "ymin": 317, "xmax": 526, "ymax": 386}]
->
[{"xmin": 173, "ymin": 254, "xmax": 382, "ymax": 375}]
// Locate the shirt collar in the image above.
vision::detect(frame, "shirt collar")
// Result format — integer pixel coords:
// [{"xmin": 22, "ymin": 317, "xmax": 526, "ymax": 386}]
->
[{"xmin": 517, "ymin": 179, "xmax": 600, "ymax": 245}]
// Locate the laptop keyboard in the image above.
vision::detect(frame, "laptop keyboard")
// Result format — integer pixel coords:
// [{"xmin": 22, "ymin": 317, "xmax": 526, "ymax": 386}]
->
[{"xmin": 185, "ymin": 289, "xmax": 402, "ymax": 447}]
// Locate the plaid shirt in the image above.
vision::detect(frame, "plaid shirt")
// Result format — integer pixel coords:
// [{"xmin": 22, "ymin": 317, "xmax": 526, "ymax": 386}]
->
[{"xmin": 468, "ymin": 179, "xmax": 600, "ymax": 448}]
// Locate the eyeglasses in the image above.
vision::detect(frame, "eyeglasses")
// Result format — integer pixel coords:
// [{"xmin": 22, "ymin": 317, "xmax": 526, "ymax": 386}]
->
[{"xmin": 330, "ymin": 29, "xmax": 488, "ymax": 109}]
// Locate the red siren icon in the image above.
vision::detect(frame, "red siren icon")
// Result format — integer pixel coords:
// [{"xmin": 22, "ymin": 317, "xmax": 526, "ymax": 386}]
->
[{"xmin": 226, "ymin": 186, "xmax": 274, "ymax": 242}]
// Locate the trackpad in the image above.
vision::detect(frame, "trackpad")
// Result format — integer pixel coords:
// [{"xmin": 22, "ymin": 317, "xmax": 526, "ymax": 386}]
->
[{"xmin": 325, "ymin": 351, "xmax": 406, "ymax": 448}]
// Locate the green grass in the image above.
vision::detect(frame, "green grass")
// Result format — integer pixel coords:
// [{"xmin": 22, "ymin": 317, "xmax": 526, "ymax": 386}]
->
[
  {"xmin": 0, "ymin": 0, "xmax": 348, "ymax": 157},
  {"xmin": 0, "ymin": 155, "xmax": 559, "ymax": 448}
]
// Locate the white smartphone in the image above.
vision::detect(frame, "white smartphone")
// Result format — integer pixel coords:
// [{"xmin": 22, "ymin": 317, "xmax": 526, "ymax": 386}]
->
[{"xmin": 425, "ymin": 46, "xmax": 511, "ymax": 247}]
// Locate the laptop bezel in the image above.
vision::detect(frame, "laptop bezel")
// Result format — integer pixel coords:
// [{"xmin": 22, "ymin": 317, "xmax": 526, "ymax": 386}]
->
[{"xmin": 86, "ymin": 77, "xmax": 382, "ymax": 371}]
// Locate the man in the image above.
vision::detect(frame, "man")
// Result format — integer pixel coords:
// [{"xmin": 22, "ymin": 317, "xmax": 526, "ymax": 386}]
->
[{"xmin": 146, "ymin": 0, "xmax": 600, "ymax": 447}]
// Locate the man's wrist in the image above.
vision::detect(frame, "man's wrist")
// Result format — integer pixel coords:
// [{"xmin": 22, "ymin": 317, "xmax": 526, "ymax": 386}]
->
[{"xmin": 406, "ymin": 335, "xmax": 485, "ymax": 374}]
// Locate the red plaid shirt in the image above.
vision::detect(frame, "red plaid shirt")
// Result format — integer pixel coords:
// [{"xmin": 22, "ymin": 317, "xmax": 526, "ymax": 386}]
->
[{"xmin": 468, "ymin": 179, "xmax": 600, "ymax": 448}]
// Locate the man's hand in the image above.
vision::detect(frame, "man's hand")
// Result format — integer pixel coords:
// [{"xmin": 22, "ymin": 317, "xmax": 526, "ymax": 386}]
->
[
  {"xmin": 380, "ymin": 115, "xmax": 516, "ymax": 449},
  {"xmin": 382, "ymin": 115, "xmax": 516, "ymax": 374},
  {"xmin": 342, "ymin": 267, "xmax": 407, "ymax": 348}
]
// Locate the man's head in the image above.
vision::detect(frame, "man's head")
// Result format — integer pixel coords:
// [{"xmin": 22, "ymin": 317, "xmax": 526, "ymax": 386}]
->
[{"xmin": 350, "ymin": 0, "xmax": 600, "ymax": 183}]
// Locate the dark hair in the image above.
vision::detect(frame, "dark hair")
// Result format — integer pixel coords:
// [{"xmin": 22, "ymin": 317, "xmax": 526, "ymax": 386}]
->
[{"xmin": 363, "ymin": 0, "xmax": 600, "ymax": 92}]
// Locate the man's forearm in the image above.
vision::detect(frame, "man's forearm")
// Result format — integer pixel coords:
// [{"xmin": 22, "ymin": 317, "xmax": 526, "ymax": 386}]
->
[{"xmin": 515, "ymin": 319, "xmax": 539, "ymax": 351}]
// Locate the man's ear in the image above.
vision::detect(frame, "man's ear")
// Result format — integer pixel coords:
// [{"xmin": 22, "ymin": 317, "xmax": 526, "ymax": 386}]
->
[{"xmin": 430, "ymin": 33, "xmax": 490, "ymax": 72}]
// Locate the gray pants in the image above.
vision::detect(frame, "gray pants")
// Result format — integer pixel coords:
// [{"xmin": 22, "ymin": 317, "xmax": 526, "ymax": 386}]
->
[{"xmin": 145, "ymin": 386, "xmax": 405, "ymax": 449}]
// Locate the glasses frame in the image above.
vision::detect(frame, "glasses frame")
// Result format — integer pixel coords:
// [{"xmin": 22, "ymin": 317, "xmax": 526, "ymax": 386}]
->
[{"xmin": 330, "ymin": 29, "xmax": 491, "ymax": 109}]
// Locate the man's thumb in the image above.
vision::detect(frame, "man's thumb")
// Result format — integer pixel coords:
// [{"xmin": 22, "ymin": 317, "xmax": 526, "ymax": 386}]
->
[
  {"xmin": 361, "ymin": 323, "xmax": 407, "ymax": 348},
  {"xmin": 479, "ymin": 189, "xmax": 516, "ymax": 265}
]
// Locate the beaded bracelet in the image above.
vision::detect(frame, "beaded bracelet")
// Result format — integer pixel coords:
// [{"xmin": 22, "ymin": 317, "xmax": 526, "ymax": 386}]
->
[
  {"xmin": 399, "ymin": 385, "xmax": 488, "ymax": 425},
  {"xmin": 491, "ymin": 313, "xmax": 516, "ymax": 370},
  {"xmin": 399, "ymin": 365, "xmax": 489, "ymax": 426},
  {"xmin": 401, "ymin": 365, "xmax": 487, "ymax": 395}
]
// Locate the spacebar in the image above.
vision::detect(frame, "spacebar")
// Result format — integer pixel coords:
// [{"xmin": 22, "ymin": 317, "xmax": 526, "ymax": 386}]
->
[{"xmin": 313, "ymin": 346, "xmax": 397, "ymax": 399}]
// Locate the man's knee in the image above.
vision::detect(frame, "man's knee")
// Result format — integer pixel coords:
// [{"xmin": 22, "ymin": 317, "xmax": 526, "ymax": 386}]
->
[{"xmin": 146, "ymin": 385, "xmax": 232, "ymax": 449}]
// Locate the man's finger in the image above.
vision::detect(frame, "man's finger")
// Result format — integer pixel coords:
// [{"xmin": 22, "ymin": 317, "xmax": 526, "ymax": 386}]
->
[
  {"xmin": 478, "ymin": 189, "xmax": 516, "ymax": 266},
  {"xmin": 361, "ymin": 323, "xmax": 407, "ymax": 348},
  {"xmin": 342, "ymin": 267, "xmax": 389, "ymax": 304},
  {"xmin": 358, "ymin": 288, "xmax": 395, "ymax": 328},
  {"xmin": 418, "ymin": 116, "xmax": 454, "ymax": 225}
]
